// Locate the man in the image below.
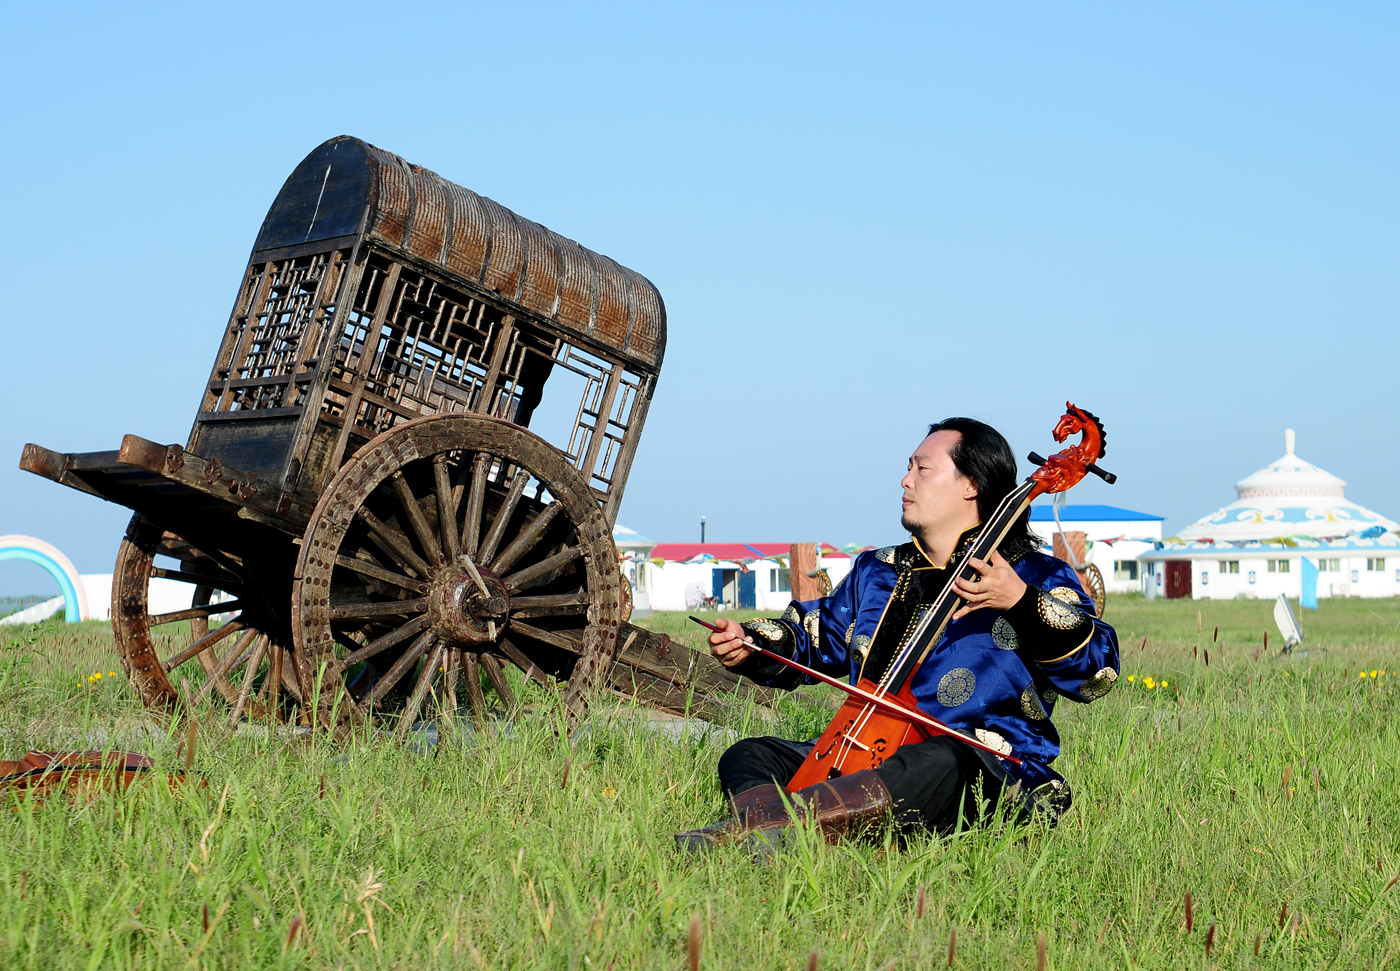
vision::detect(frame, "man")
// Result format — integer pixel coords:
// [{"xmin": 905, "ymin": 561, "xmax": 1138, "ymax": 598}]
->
[{"xmin": 676, "ymin": 418, "xmax": 1119, "ymax": 850}]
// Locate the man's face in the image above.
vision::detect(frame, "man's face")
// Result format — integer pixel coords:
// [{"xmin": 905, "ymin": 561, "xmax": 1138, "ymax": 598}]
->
[{"xmin": 900, "ymin": 430, "xmax": 980, "ymax": 538}]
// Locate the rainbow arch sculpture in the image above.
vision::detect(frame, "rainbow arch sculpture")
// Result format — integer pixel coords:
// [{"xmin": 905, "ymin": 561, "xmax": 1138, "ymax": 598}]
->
[{"xmin": 0, "ymin": 535, "xmax": 89, "ymax": 623}]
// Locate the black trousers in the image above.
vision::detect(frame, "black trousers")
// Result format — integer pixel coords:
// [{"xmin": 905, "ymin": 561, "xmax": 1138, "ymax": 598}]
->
[{"xmin": 716, "ymin": 736, "xmax": 1003, "ymax": 836}]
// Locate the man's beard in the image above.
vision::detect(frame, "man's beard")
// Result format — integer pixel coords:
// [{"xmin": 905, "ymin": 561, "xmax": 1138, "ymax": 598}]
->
[{"xmin": 900, "ymin": 512, "xmax": 919, "ymax": 536}]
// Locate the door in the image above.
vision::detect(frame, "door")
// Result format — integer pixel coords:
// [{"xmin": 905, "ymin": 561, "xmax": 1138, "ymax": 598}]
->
[
  {"xmin": 738, "ymin": 570, "xmax": 756, "ymax": 609},
  {"xmin": 712, "ymin": 568, "xmax": 738, "ymax": 607},
  {"xmin": 1165, "ymin": 560, "xmax": 1192, "ymax": 599}
]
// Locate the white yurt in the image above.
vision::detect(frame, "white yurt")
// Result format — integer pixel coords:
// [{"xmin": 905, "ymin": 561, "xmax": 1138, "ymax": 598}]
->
[{"xmin": 1139, "ymin": 430, "xmax": 1399, "ymax": 600}]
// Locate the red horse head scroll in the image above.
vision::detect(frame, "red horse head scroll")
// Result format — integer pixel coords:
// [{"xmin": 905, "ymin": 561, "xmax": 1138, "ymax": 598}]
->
[{"xmin": 1029, "ymin": 402, "xmax": 1115, "ymax": 499}]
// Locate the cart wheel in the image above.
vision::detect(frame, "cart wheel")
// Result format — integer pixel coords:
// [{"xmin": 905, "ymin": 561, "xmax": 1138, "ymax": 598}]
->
[
  {"xmin": 113, "ymin": 515, "xmax": 302, "ymax": 728},
  {"xmin": 1077, "ymin": 563, "xmax": 1107, "ymax": 618},
  {"xmin": 292, "ymin": 414, "xmax": 622, "ymax": 734}
]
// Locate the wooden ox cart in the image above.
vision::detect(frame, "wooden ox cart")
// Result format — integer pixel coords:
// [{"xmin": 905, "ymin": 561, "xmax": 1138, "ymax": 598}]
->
[{"xmin": 20, "ymin": 136, "xmax": 762, "ymax": 733}]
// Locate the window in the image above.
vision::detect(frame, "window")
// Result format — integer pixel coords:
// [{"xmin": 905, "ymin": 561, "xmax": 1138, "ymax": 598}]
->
[
  {"xmin": 1367, "ymin": 558, "xmax": 1386, "ymax": 572},
  {"xmin": 1318, "ymin": 559, "xmax": 1341, "ymax": 572},
  {"xmin": 1267, "ymin": 560, "xmax": 1290, "ymax": 573},
  {"xmin": 1113, "ymin": 561, "xmax": 1139, "ymax": 581},
  {"xmin": 770, "ymin": 568, "xmax": 791, "ymax": 593},
  {"xmin": 1220, "ymin": 561, "xmax": 1239, "ymax": 574}
]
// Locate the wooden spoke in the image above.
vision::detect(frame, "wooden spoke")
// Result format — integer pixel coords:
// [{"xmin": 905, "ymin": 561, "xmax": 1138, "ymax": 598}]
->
[
  {"xmin": 495, "ymin": 636, "xmax": 549, "ymax": 683},
  {"xmin": 394, "ymin": 641, "xmax": 446, "ymax": 737},
  {"xmin": 462, "ymin": 652, "xmax": 488, "ymax": 725},
  {"xmin": 489, "ymin": 502, "xmax": 561, "ymax": 575},
  {"xmin": 510, "ymin": 590, "xmax": 591, "ymax": 619},
  {"xmin": 148, "ymin": 600, "xmax": 244, "ymax": 627},
  {"xmin": 339, "ymin": 614, "xmax": 433, "ymax": 669},
  {"xmin": 162, "ymin": 620, "xmax": 245, "ymax": 672},
  {"xmin": 356, "ymin": 506, "xmax": 433, "ymax": 579},
  {"xmin": 328, "ymin": 597, "xmax": 429, "ymax": 621},
  {"xmin": 433, "ymin": 454, "xmax": 460, "ymax": 562},
  {"xmin": 510, "ymin": 620, "xmax": 584, "ymax": 654},
  {"xmin": 511, "ymin": 592, "xmax": 592, "ymax": 608},
  {"xmin": 389, "ymin": 470, "xmax": 443, "ymax": 568},
  {"xmin": 363, "ymin": 631, "xmax": 435, "ymax": 711},
  {"xmin": 480, "ymin": 652, "xmax": 518, "ymax": 715},
  {"xmin": 278, "ymin": 647, "xmax": 304, "ymax": 703},
  {"xmin": 503, "ymin": 545, "xmax": 583, "ymax": 594},
  {"xmin": 149, "ymin": 568, "xmax": 244, "ymax": 593},
  {"xmin": 460, "ymin": 452, "xmax": 490, "ymax": 559},
  {"xmin": 478, "ymin": 468, "xmax": 529, "ymax": 566},
  {"xmin": 266, "ymin": 642, "xmax": 284, "ymax": 712},
  {"xmin": 192, "ymin": 627, "xmax": 261, "ymax": 704},
  {"xmin": 228, "ymin": 635, "xmax": 269, "ymax": 726},
  {"xmin": 335, "ymin": 554, "xmax": 426, "ymax": 594},
  {"xmin": 445, "ymin": 646, "xmax": 462, "ymax": 713}
]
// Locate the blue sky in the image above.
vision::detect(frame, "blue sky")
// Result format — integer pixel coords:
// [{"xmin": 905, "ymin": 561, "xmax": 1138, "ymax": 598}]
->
[{"xmin": 1, "ymin": 2, "xmax": 1397, "ymax": 594}]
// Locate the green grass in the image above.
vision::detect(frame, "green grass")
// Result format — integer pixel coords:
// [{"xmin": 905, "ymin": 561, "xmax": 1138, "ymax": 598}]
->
[{"xmin": 0, "ymin": 598, "xmax": 1396, "ymax": 969}]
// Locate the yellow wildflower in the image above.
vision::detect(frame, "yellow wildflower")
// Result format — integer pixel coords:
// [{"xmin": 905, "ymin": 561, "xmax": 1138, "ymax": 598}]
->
[
  {"xmin": 1371, "ymin": 670, "xmax": 1379, "ymax": 678},
  {"xmin": 1360, "ymin": 671, "xmax": 1368, "ymax": 679},
  {"xmin": 602, "ymin": 787, "xmax": 618, "ymax": 799},
  {"xmin": 1127, "ymin": 675, "xmax": 1136, "ymax": 682},
  {"xmin": 1161, "ymin": 681, "xmax": 1168, "ymax": 688}
]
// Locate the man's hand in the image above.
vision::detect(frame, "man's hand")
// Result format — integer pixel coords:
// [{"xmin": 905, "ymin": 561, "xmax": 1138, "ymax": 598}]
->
[
  {"xmin": 708, "ymin": 617, "xmax": 756, "ymax": 667},
  {"xmin": 951, "ymin": 550, "xmax": 1027, "ymax": 620}
]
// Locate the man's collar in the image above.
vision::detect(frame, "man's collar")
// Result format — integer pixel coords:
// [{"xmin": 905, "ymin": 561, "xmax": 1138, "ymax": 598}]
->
[{"xmin": 910, "ymin": 523, "xmax": 981, "ymax": 570}]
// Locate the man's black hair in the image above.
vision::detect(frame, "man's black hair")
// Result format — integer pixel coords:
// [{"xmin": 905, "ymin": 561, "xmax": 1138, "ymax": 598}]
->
[{"xmin": 927, "ymin": 417, "xmax": 1040, "ymax": 560}]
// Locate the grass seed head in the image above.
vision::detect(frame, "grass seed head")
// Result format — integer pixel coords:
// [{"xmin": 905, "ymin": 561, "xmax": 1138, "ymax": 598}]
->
[
  {"xmin": 916, "ymin": 883, "xmax": 925, "ymax": 919},
  {"xmin": 1205, "ymin": 922, "xmax": 1215, "ymax": 956},
  {"xmin": 1184, "ymin": 891, "xmax": 1193, "ymax": 933},
  {"xmin": 1036, "ymin": 932, "xmax": 1047, "ymax": 971},
  {"xmin": 1255, "ymin": 933, "xmax": 1262, "ymax": 956},
  {"xmin": 688, "ymin": 914, "xmax": 701, "ymax": 971},
  {"xmin": 1279, "ymin": 902, "xmax": 1288, "ymax": 928},
  {"xmin": 285, "ymin": 914, "xmax": 303, "ymax": 951},
  {"xmin": 947, "ymin": 926, "xmax": 956, "ymax": 967},
  {"xmin": 807, "ymin": 948, "xmax": 819, "ymax": 971}
]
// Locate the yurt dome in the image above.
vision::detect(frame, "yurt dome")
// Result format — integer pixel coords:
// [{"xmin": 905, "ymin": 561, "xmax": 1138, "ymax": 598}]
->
[{"xmin": 1178, "ymin": 429, "xmax": 1398, "ymax": 543}]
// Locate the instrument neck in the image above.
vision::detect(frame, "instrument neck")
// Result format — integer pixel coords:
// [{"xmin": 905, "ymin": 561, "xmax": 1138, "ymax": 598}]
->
[{"xmin": 879, "ymin": 477, "xmax": 1040, "ymax": 693}]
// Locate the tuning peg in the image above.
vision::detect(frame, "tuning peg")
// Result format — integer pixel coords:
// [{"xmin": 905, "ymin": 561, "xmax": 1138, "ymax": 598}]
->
[{"xmin": 1087, "ymin": 463, "xmax": 1117, "ymax": 485}]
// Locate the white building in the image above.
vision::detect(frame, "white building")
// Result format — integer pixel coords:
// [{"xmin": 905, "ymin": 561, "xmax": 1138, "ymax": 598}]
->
[
  {"xmin": 636, "ymin": 542, "xmax": 852, "ymax": 613},
  {"xmin": 1139, "ymin": 430, "xmax": 1400, "ymax": 600},
  {"xmin": 1028, "ymin": 504, "xmax": 1165, "ymax": 595}
]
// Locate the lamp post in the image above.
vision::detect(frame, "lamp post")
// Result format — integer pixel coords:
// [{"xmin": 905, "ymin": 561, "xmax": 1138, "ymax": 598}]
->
[{"xmin": 700, "ymin": 516, "xmax": 706, "ymax": 544}]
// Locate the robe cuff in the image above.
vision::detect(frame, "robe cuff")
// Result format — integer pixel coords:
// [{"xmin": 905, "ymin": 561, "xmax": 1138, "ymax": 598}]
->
[
  {"xmin": 1002, "ymin": 585, "xmax": 1093, "ymax": 663},
  {"xmin": 729, "ymin": 620, "xmax": 806, "ymax": 691}
]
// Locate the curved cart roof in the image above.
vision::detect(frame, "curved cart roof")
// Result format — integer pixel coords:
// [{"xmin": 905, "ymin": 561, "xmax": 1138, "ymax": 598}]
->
[{"xmin": 252, "ymin": 136, "xmax": 666, "ymax": 371}]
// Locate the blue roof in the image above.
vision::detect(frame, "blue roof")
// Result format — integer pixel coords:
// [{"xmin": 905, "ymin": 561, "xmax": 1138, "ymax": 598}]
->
[{"xmin": 1029, "ymin": 504, "xmax": 1164, "ymax": 523}]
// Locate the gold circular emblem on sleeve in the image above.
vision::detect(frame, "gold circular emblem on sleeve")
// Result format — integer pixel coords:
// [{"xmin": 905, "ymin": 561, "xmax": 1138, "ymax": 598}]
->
[
  {"xmin": 936, "ymin": 668, "xmax": 976, "ymax": 706},
  {"xmin": 802, "ymin": 610, "xmax": 822, "ymax": 651},
  {"xmin": 1049, "ymin": 586, "xmax": 1080, "ymax": 604},
  {"xmin": 991, "ymin": 616, "xmax": 1019, "ymax": 650},
  {"xmin": 974, "ymin": 728, "xmax": 1012, "ymax": 755},
  {"xmin": 852, "ymin": 634, "xmax": 871, "ymax": 659},
  {"xmin": 1078, "ymin": 667, "xmax": 1119, "ymax": 700},
  {"xmin": 749, "ymin": 620, "xmax": 787, "ymax": 642},
  {"xmin": 1037, "ymin": 590, "xmax": 1083, "ymax": 630},
  {"xmin": 1021, "ymin": 683, "xmax": 1047, "ymax": 720}
]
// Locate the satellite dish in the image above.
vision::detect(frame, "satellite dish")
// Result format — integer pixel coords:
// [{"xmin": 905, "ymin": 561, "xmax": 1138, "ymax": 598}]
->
[{"xmin": 1273, "ymin": 594, "xmax": 1303, "ymax": 650}]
